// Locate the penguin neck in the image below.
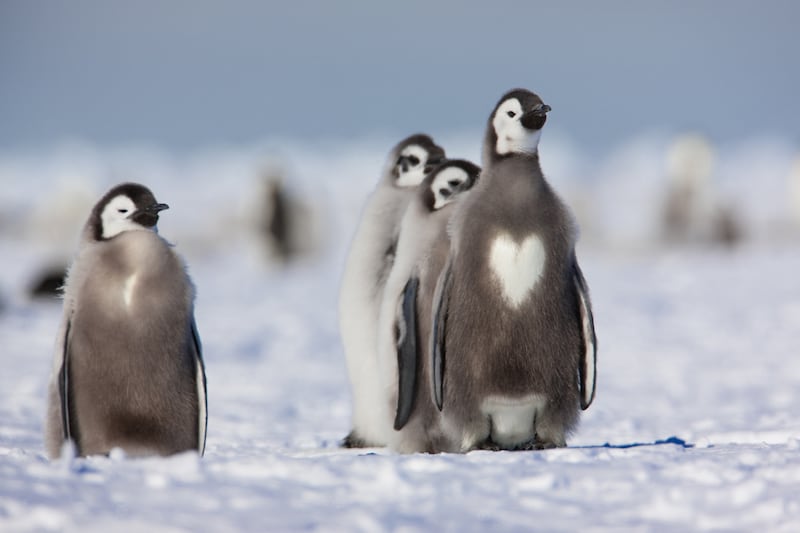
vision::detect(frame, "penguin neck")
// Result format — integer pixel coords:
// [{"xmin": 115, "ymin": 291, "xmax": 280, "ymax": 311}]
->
[
  {"xmin": 483, "ymin": 122, "xmax": 544, "ymax": 172},
  {"xmin": 484, "ymin": 152, "xmax": 545, "ymax": 186}
]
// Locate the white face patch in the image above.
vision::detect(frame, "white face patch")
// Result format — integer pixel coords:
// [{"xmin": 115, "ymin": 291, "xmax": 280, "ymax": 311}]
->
[
  {"xmin": 395, "ymin": 144, "xmax": 430, "ymax": 187},
  {"xmin": 431, "ymin": 167, "xmax": 469, "ymax": 209},
  {"xmin": 489, "ymin": 233, "xmax": 546, "ymax": 308},
  {"xmin": 492, "ymin": 98, "xmax": 543, "ymax": 156},
  {"xmin": 100, "ymin": 195, "xmax": 142, "ymax": 239}
]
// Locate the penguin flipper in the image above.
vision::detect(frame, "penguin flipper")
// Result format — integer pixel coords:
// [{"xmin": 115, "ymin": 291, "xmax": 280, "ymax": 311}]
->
[
  {"xmin": 190, "ymin": 318, "xmax": 208, "ymax": 455},
  {"xmin": 574, "ymin": 259, "xmax": 597, "ymax": 410},
  {"xmin": 58, "ymin": 316, "xmax": 74, "ymax": 443},
  {"xmin": 431, "ymin": 258, "xmax": 453, "ymax": 411},
  {"xmin": 394, "ymin": 277, "xmax": 419, "ymax": 431}
]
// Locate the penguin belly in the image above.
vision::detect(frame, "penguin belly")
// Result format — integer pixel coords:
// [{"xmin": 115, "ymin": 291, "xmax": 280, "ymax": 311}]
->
[{"xmin": 481, "ymin": 394, "xmax": 546, "ymax": 447}]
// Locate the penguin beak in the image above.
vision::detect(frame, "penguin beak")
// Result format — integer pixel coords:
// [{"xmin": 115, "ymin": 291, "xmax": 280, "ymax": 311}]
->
[
  {"xmin": 520, "ymin": 104, "xmax": 551, "ymax": 130},
  {"xmin": 132, "ymin": 203, "xmax": 169, "ymax": 227},
  {"xmin": 524, "ymin": 103, "xmax": 551, "ymax": 118},
  {"xmin": 396, "ymin": 155, "xmax": 410, "ymax": 173}
]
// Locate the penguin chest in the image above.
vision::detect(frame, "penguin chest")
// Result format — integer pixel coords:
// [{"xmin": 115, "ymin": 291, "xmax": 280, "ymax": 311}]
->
[
  {"xmin": 488, "ymin": 233, "xmax": 546, "ymax": 308},
  {"xmin": 106, "ymin": 270, "xmax": 151, "ymax": 315},
  {"xmin": 122, "ymin": 272, "xmax": 138, "ymax": 309}
]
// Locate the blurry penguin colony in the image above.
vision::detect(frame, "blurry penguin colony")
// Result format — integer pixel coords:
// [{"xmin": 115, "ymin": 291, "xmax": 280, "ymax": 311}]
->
[
  {"xmin": 11, "ymin": 130, "xmax": 800, "ymax": 307},
  {"xmin": 7, "ymin": 116, "xmax": 800, "ymax": 306}
]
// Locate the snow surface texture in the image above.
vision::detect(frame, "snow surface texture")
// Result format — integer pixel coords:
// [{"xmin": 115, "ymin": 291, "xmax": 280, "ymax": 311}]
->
[{"xmin": 1, "ymin": 136, "xmax": 800, "ymax": 531}]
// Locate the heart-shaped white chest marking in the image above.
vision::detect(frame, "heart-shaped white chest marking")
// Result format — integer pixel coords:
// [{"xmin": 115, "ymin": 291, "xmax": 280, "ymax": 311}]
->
[{"xmin": 489, "ymin": 233, "xmax": 546, "ymax": 308}]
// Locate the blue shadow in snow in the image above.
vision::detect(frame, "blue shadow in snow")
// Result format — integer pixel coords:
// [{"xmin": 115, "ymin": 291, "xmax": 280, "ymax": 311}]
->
[{"xmin": 575, "ymin": 436, "xmax": 695, "ymax": 450}]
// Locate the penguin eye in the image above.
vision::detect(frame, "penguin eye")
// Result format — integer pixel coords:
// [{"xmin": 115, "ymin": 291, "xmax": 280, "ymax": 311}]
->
[
  {"xmin": 448, "ymin": 180, "xmax": 462, "ymax": 187},
  {"xmin": 507, "ymin": 111, "xmax": 517, "ymax": 118},
  {"xmin": 408, "ymin": 155, "xmax": 420, "ymax": 166},
  {"xmin": 439, "ymin": 188, "xmax": 452, "ymax": 198},
  {"xmin": 118, "ymin": 209, "xmax": 129, "ymax": 214}
]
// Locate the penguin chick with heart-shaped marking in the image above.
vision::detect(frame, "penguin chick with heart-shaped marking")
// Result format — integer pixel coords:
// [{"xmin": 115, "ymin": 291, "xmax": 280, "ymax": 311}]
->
[{"xmin": 431, "ymin": 89, "xmax": 597, "ymax": 452}]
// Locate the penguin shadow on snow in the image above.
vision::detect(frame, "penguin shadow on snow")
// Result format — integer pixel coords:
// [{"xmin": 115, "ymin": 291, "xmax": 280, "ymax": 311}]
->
[
  {"xmin": 348, "ymin": 437, "xmax": 695, "ymax": 455},
  {"xmin": 573, "ymin": 436, "xmax": 695, "ymax": 450}
]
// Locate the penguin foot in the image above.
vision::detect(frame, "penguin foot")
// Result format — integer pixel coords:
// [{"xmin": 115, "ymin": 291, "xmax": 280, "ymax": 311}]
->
[
  {"xmin": 515, "ymin": 436, "xmax": 560, "ymax": 451},
  {"xmin": 341, "ymin": 430, "xmax": 368, "ymax": 448},
  {"xmin": 477, "ymin": 439, "xmax": 503, "ymax": 452},
  {"xmin": 478, "ymin": 435, "xmax": 561, "ymax": 452}
]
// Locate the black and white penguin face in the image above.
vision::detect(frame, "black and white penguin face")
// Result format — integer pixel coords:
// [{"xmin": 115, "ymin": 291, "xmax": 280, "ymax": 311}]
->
[
  {"xmin": 423, "ymin": 160, "xmax": 481, "ymax": 211},
  {"xmin": 390, "ymin": 134, "xmax": 446, "ymax": 188},
  {"xmin": 394, "ymin": 144, "xmax": 431, "ymax": 187},
  {"xmin": 490, "ymin": 89, "xmax": 551, "ymax": 157},
  {"xmin": 92, "ymin": 183, "xmax": 169, "ymax": 241}
]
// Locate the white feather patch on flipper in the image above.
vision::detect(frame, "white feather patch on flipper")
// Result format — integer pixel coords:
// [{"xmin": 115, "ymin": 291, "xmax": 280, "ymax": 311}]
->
[
  {"xmin": 196, "ymin": 358, "xmax": 207, "ymax": 455},
  {"xmin": 489, "ymin": 233, "xmax": 546, "ymax": 308},
  {"xmin": 578, "ymin": 285, "xmax": 596, "ymax": 408}
]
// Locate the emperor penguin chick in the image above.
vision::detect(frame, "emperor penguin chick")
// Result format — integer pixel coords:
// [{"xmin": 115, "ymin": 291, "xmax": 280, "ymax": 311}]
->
[
  {"xmin": 44, "ymin": 183, "xmax": 208, "ymax": 459},
  {"xmin": 432, "ymin": 89, "xmax": 597, "ymax": 452},
  {"xmin": 378, "ymin": 160, "xmax": 481, "ymax": 453},
  {"xmin": 340, "ymin": 134, "xmax": 446, "ymax": 448}
]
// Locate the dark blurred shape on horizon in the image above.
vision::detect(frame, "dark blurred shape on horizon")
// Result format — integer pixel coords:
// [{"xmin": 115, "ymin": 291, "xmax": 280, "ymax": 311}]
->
[
  {"xmin": 28, "ymin": 264, "xmax": 67, "ymax": 300},
  {"xmin": 256, "ymin": 167, "xmax": 320, "ymax": 265},
  {"xmin": 1, "ymin": 0, "xmax": 798, "ymax": 153},
  {"xmin": 660, "ymin": 133, "xmax": 744, "ymax": 248}
]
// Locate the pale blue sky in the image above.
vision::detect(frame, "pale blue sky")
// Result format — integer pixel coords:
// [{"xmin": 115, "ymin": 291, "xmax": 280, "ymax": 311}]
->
[{"xmin": 1, "ymin": 1, "xmax": 798, "ymax": 152}]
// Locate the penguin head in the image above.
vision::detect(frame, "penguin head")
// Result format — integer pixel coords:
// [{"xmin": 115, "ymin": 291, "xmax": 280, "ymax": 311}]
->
[
  {"xmin": 388, "ymin": 134, "xmax": 446, "ymax": 188},
  {"xmin": 422, "ymin": 159, "xmax": 481, "ymax": 211},
  {"xmin": 486, "ymin": 89, "xmax": 551, "ymax": 160},
  {"xmin": 90, "ymin": 183, "xmax": 169, "ymax": 241}
]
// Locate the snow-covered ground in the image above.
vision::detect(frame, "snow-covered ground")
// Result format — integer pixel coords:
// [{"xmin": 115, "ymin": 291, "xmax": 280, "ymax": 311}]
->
[{"xmin": 1, "ymin": 136, "xmax": 799, "ymax": 531}]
